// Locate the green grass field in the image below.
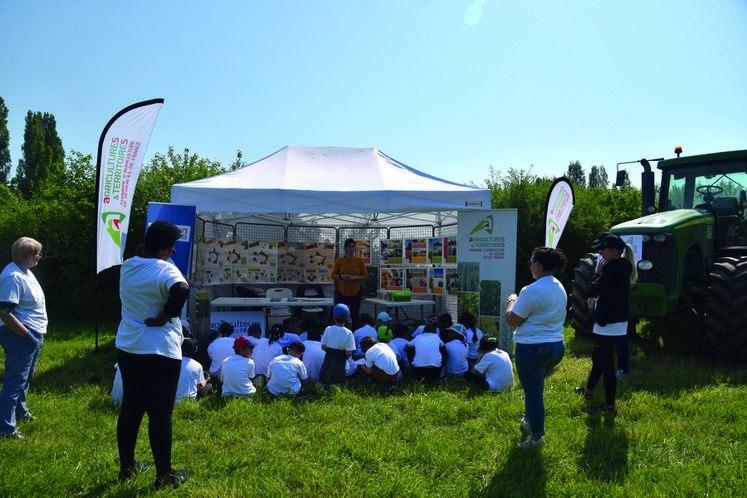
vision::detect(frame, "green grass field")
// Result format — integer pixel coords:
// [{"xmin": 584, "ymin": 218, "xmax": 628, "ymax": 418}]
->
[{"xmin": 0, "ymin": 320, "xmax": 745, "ymax": 497}]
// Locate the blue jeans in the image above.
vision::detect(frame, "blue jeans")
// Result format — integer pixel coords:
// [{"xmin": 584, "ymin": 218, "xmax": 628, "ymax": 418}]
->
[
  {"xmin": 514, "ymin": 341, "xmax": 565, "ymax": 438},
  {"xmin": 0, "ymin": 325, "xmax": 44, "ymax": 434}
]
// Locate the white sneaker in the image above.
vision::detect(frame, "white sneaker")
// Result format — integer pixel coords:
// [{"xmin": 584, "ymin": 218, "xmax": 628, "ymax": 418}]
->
[
  {"xmin": 520, "ymin": 417, "xmax": 531, "ymax": 434},
  {"xmin": 517, "ymin": 434, "xmax": 545, "ymax": 449},
  {"xmin": 616, "ymin": 370, "xmax": 628, "ymax": 381}
]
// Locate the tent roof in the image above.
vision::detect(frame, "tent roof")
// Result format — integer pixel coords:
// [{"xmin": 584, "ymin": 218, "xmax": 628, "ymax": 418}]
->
[{"xmin": 170, "ymin": 145, "xmax": 490, "ymax": 226}]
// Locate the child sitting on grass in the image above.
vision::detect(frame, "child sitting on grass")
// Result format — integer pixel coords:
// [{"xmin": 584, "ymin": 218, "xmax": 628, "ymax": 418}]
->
[
  {"xmin": 267, "ymin": 340, "xmax": 309, "ymax": 397},
  {"xmin": 221, "ymin": 335, "xmax": 258, "ymax": 398},
  {"xmin": 464, "ymin": 336, "xmax": 514, "ymax": 392},
  {"xmin": 319, "ymin": 304, "xmax": 356, "ymax": 387},
  {"xmin": 177, "ymin": 338, "xmax": 211, "ymax": 401},
  {"xmin": 359, "ymin": 336, "xmax": 401, "ymax": 388},
  {"xmin": 376, "ymin": 312, "xmax": 393, "ymax": 343}
]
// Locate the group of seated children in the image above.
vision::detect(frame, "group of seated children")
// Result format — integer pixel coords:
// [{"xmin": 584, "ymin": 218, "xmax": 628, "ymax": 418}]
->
[{"xmin": 114, "ymin": 308, "xmax": 514, "ymax": 405}]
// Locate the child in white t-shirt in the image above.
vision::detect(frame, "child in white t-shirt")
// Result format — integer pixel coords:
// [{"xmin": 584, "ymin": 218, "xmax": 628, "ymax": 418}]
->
[
  {"xmin": 465, "ymin": 336, "xmax": 514, "ymax": 392},
  {"xmin": 319, "ymin": 304, "xmax": 356, "ymax": 386},
  {"xmin": 177, "ymin": 338, "xmax": 210, "ymax": 402},
  {"xmin": 221, "ymin": 335, "xmax": 258, "ymax": 398},
  {"xmin": 444, "ymin": 325, "xmax": 469, "ymax": 377},
  {"xmin": 267, "ymin": 341, "xmax": 309, "ymax": 397}
]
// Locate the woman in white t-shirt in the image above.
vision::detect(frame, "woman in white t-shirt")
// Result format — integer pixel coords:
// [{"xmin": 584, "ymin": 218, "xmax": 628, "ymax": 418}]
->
[
  {"xmin": 505, "ymin": 246, "xmax": 568, "ymax": 449},
  {"xmin": 0, "ymin": 237, "xmax": 47, "ymax": 440}
]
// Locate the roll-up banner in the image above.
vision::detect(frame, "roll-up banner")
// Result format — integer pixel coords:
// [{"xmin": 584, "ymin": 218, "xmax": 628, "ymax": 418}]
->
[
  {"xmin": 146, "ymin": 202, "xmax": 196, "ymax": 276},
  {"xmin": 544, "ymin": 177, "xmax": 575, "ymax": 249},
  {"xmin": 95, "ymin": 99, "xmax": 164, "ymax": 274}
]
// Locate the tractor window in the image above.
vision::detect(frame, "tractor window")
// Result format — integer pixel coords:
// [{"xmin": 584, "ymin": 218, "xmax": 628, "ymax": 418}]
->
[{"xmin": 665, "ymin": 161, "xmax": 747, "ymax": 211}]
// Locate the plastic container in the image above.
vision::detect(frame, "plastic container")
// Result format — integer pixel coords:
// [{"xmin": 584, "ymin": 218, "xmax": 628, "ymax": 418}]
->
[{"xmin": 390, "ymin": 291, "xmax": 412, "ymax": 302}]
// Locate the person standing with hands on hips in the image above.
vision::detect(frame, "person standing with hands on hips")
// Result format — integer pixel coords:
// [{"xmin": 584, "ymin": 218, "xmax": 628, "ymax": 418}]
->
[
  {"xmin": 116, "ymin": 221, "xmax": 191, "ymax": 489},
  {"xmin": 0, "ymin": 237, "xmax": 47, "ymax": 440},
  {"xmin": 506, "ymin": 247, "xmax": 568, "ymax": 449},
  {"xmin": 575, "ymin": 233, "xmax": 636, "ymax": 415},
  {"xmin": 331, "ymin": 238, "xmax": 368, "ymax": 326}
]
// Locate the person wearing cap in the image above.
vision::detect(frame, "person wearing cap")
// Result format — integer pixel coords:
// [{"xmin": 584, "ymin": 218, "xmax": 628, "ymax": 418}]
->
[
  {"xmin": 505, "ymin": 246, "xmax": 568, "ymax": 449},
  {"xmin": 319, "ymin": 303, "xmax": 356, "ymax": 387},
  {"xmin": 267, "ymin": 340, "xmax": 309, "ymax": 397},
  {"xmin": 465, "ymin": 336, "xmax": 514, "ymax": 392},
  {"xmin": 221, "ymin": 335, "xmax": 258, "ymax": 398},
  {"xmin": 176, "ymin": 338, "xmax": 210, "ymax": 402},
  {"xmin": 376, "ymin": 311, "xmax": 393, "ymax": 343},
  {"xmin": 359, "ymin": 336, "xmax": 401, "ymax": 387},
  {"xmin": 576, "ymin": 233, "xmax": 637, "ymax": 415},
  {"xmin": 352, "ymin": 313, "xmax": 377, "ymax": 360},
  {"xmin": 331, "ymin": 238, "xmax": 368, "ymax": 327},
  {"xmin": 443, "ymin": 324, "xmax": 469, "ymax": 378}
]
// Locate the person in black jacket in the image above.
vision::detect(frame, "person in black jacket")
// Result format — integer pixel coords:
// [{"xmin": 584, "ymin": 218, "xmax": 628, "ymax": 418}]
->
[{"xmin": 576, "ymin": 233, "xmax": 636, "ymax": 414}]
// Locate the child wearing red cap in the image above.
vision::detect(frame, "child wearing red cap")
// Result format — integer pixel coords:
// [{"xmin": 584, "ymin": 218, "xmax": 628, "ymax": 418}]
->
[{"xmin": 221, "ymin": 335, "xmax": 258, "ymax": 398}]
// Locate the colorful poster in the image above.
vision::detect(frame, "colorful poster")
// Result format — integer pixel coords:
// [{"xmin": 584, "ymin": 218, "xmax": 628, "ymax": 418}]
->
[
  {"xmin": 306, "ymin": 243, "xmax": 335, "ymax": 270},
  {"xmin": 203, "ymin": 239, "xmax": 223, "ymax": 269},
  {"xmin": 380, "ymin": 268, "xmax": 404, "ymax": 291},
  {"xmin": 430, "ymin": 267, "xmax": 445, "ymax": 295},
  {"xmin": 446, "ymin": 268, "xmax": 459, "ymax": 296},
  {"xmin": 446, "ymin": 237, "xmax": 458, "ymax": 264},
  {"xmin": 410, "ymin": 268, "xmax": 429, "ymax": 294},
  {"xmin": 96, "ymin": 99, "xmax": 164, "ymax": 274},
  {"xmin": 305, "ymin": 268, "xmax": 332, "ymax": 283},
  {"xmin": 406, "ymin": 239, "xmax": 428, "ymax": 264},
  {"xmin": 246, "ymin": 242, "xmax": 278, "ymax": 269},
  {"xmin": 354, "ymin": 240, "xmax": 371, "ymax": 264},
  {"xmin": 381, "ymin": 239, "xmax": 403, "ymax": 265},
  {"xmin": 278, "ymin": 242, "xmax": 306, "ymax": 269},
  {"xmin": 429, "ymin": 238, "xmax": 444, "ymax": 264}
]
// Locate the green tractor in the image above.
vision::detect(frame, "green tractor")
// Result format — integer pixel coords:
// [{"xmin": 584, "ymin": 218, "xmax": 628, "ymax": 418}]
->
[{"xmin": 570, "ymin": 148, "xmax": 747, "ymax": 361}]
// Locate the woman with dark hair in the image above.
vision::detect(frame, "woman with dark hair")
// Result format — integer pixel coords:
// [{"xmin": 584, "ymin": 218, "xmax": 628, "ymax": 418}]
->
[
  {"xmin": 116, "ymin": 220, "xmax": 191, "ymax": 489},
  {"xmin": 459, "ymin": 311, "xmax": 483, "ymax": 366},
  {"xmin": 331, "ymin": 238, "xmax": 368, "ymax": 326},
  {"xmin": 576, "ymin": 233, "xmax": 636, "ymax": 415},
  {"xmin": 506, "ymin": 246, "xmax": 568, "ymax": 449}
]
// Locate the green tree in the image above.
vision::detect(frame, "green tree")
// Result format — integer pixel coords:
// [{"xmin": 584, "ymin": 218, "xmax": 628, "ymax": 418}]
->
[
  {"xmin": 16, "ymin": 111, "xmax": 65, "ymax": 198},
  {"xmin": 485, "ymin": 165, "xmax": 642, "ymax": 294},
  {"xmin": 588, "ymin": 165, "xmax": 609, "ymax": 189},
  {"xmin": 0, "ymin": 97, "xmax": 10, "ymax": 185},
  {"xmin": 125, "ymin": 147, "xmax": 241, "ymax": 257},
  {"xmin": 566, "ymin": 160, "xmax": 586, "ymax": 187}
]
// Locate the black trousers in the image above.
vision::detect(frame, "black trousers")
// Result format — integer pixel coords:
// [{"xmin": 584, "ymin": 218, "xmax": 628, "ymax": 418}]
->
[
  {"xmin": 117, "ymin": 349, "xmax": 181, "ymax": 476},
  {"xmin": 586, "ymin": 334, "xmax": 617, "ymax": 406}
]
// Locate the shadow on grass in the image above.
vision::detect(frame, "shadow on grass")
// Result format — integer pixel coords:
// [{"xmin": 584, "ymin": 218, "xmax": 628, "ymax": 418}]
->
[
  {"xmin": 477, "ymin": 443, "xmax": 547, "ymax": 497},
  {"xmin": 578, "ymin": 412, "xmax": 629, "ymax": 484}
]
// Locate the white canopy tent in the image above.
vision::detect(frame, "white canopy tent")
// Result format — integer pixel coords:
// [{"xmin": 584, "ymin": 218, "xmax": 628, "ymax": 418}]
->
[{"xmin": 170, "ymin": 145, "xmax": 491, "ymax": 227}]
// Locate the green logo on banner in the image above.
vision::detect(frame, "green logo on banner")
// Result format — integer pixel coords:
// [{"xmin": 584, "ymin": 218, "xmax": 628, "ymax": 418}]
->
[
  {"xmin": 469, "ymin": 214, "xmax": 493, "ymax": 235},
  {"xmin": 101, "ymin": 211, "xmax": 126, "ymax": 247}
]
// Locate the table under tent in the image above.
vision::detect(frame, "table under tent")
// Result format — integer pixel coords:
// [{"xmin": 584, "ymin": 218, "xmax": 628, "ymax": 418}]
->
[{"xmin": 170, "ymin": 145, "xmax": 491, "ymax": 335}]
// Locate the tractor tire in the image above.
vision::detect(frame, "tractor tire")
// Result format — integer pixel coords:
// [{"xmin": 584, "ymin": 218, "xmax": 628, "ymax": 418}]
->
[
  {"xmin": 570, "ymin": 252, "xmax": 597, "ymax": 338},
  {"xmin": 703, "ymin": 255, "xmax": 747, "ymax": 362}
]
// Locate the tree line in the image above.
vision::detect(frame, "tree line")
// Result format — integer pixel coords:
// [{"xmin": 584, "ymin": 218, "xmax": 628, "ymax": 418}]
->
[{"xmin": 0, "ymin": 97, "xmax": 641, "ymax": 320}]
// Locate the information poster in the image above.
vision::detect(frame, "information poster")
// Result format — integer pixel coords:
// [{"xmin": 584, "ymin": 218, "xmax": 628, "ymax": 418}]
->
[
  {"xmin": 457, "ymin": 209, "xmax": 517, "ymax": 352},
  {"xmin": 381, "ymin": 239, "xmax": 403, "ymax": 265},
  {"xmin": 278, "ymin": 242, "xmax": 306, "ymax": 283},
  {"xmin": 430, "ymin": 267, "xmax": 445, "ymax": 295},
  {"xmin": 446, "ymin": 268, "xmax": 458, "ymax": 296},
  {"xmin": 409, "ymin": 268, "xmax": 429, "ymax": 294},
  {"xmin": 354, "ymin": 240, "xmax": 371, "ymax": 264},
  {"xmin": 429, "ymin": 238, "xmax": 444, "ymax": 264},
  {"xmin": 380, "ymin": 268, "xmax": 404, "ymax": 291},
  {"xmin": 406, "ymin": 239, "xmax": 428, "ymax": 264}
]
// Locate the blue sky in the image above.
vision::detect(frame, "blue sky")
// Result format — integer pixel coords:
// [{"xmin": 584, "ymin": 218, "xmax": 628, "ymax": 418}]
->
[{"xmin": 2, "ymin": 0, "xmax": 746, "ymax": 188}]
